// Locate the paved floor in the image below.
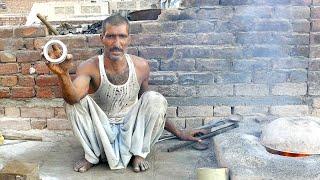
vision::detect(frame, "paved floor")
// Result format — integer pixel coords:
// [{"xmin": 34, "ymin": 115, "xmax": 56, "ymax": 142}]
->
[{"xmin": 0, "ymin": 130, "xmax": 217, "ymax": 180}]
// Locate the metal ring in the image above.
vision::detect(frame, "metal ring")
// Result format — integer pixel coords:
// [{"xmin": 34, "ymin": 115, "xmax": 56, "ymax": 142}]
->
[{"xmin": 43, "ymin": 39, "xmax": 68, "ymax": 64}]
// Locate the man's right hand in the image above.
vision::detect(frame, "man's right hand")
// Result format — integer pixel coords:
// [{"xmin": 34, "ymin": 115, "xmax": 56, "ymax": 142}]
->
[{"xmin": 41, "ymin": 44, "xmax": 73, "ymax": 75}]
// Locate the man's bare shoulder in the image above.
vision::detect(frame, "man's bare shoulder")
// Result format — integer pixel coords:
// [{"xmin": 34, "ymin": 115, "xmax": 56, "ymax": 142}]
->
[
  {"xmin": 77, "ymin": 56, "xmax": 99, "ymax": 74},
  {"xmin": 129, "ymin": 55, "xmax": 149, "ymax": 70}
]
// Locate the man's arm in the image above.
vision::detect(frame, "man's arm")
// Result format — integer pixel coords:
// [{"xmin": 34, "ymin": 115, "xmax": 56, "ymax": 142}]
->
[{"xmin": 44, "ymin": 45, "xmax": 91, "ymax": 105}]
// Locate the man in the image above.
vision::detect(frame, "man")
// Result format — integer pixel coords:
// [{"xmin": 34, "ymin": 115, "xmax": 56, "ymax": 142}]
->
[{"xmin": 45, "ymin": 14, "xmax": 204, "ymax": 173}]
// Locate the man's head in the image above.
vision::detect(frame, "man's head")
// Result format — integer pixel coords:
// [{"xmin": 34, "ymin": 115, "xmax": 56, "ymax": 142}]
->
[{"xmin": 100, "ymin": 14, "xmax": 130, "ymax": 61}]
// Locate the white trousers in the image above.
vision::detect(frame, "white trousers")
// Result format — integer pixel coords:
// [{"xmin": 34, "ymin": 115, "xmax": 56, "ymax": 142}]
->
[{"xmin": 64, "ymin": 91, "xmax": 167, "ymax": 170}]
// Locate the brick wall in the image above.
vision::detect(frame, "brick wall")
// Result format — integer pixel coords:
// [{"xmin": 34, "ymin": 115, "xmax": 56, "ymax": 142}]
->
[{"xmin": 0, "ymin": 0, "xmax": 319, "ymax": 131}]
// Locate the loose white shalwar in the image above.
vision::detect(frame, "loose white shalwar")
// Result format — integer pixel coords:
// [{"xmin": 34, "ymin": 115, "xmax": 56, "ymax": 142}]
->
[{"xmin": 64, "ymin": 54, "xmax": 167, "ymax": 170}]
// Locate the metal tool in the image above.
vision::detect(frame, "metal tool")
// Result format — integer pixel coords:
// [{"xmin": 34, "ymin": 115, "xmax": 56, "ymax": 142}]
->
[{"xmin": 167, "ymin": 122, "xmax": 238, "ymax": 152}]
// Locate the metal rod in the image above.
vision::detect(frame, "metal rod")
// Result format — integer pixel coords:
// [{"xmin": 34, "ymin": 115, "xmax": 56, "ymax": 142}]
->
[
  {"xmin": 167, "ymin": 123, "xmax": 238, "ymax": 152},
  {"xmin": 36, "ymin": 13, "xmax": 59, "ymax": 35}
]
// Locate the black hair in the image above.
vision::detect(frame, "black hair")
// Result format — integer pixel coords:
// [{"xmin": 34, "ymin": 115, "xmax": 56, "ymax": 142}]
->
[{"xmin": 101, "ymin": 14, "xmax": 130, "ymax": 35}]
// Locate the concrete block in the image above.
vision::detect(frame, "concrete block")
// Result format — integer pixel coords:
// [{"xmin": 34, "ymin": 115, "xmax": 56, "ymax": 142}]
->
[
  {"xmin": 214, "ymin": 106, "xmax": 231, "ymax": 116},
  {"xmin": 235, "ymin": 84, "xmax": 269, "ymax": 96},
  {"xmin": 149, "ymin": 72, "xmax": 177, "ymax": 85},
  {"xmin": 271, "ymin": 83, "xmax": 307, "ymax": 96},
  {"xmin": 0, "ymin": 117, "xmax": 31, "ymax": 130},
  {"xmin": 186, "ymin": 117, "xmax": 204, "ymax": 128},
  {"xmin": 20, "ymin": 107, "xmax": 54, "ymax": 118},
  {"xmin": 198, "ymin": 85, "xmax": 233, "ymax": 97},
  {"xmin": 167, "ymin": 117, "xmax": 185, "ymax": 129},
  {"xmin": 178, "ymin": 106, "xmax": 213, "ymax": 117},
  {"xmin": 166, "ymin": 106, "xmax": 177, "ymax": 118},
  {"xmin": 5, "ymin": 107, "xmax": 20, "ymax": 117},
  {"xmin": 47, "ymin": 118, "xmax": 72, "ymax": 130},
  {"xmin": 270, "ymin": 105, "xmax": 309, "ymax": 116},
  {"xmin": 234, "ymin": 106, "xmax": 269, "ymax": 115}
]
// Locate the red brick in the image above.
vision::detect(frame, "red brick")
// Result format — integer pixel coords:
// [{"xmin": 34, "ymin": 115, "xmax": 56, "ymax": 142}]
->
[
  {"xmin": 52, "ymin": 86, "xmax": 63, "ymax": 98},
  {"xmin": 24, "ymin": 38, "xmax": 35, "ymax": 50},
  {"xmin": 14, "ymin": 25, "xmax": 47, "ymax": 38},
  {"xmin": 5, "ymin": 107, "xmax": 20, "ymax": 117},
  {"xmin": 71, "ymin": 48, "xmax": 99, "ymax": 61},
  {"xmin": 33, "ymin": 37, "xmax": 50, "ymax": 50},
  {"xmin": 87, "ymin": 34, "xmax": 102, "ymax": 47},
  {"xmin": 31, "ymin": 118, "xmax": 47, "ymax": 129},
  {"xmin": 11, "ymin": 87, "xmax": 35, "ymax": 98},
  {"xmin": 0, "ymin": 38, "xmax": 24, "ymax": 51},
  {"xmin": 0, "ymin": 87, "xmax": 10, "ymax": 98},
  {"xmin": 0, "ymin": 52, "xmax": 17, "ymax": 62},
  {"xmin": 18, "ymin": 75, "xmax": 35, "ymax": 86},
  {"xmin": 0, "ymin": 63, "xmax": 19, "ymax": 75},
  {"xmin": 21, "ymin": 63, "xmax": 31, "ymax": 75},
  {"xmin": 0, "ymin": 75, "xmax": 18, "ymax": 86},
  {"xmin": 0, "ymin": 117, "xmax": 31, "ymax": 130},
  {"xmin": 57, "ymin": 36, "xmax": 87, "ymax": 49},
  {"xmin": 36, "ymin": 86, "xmax": 55, "ymax": 98},
  {"xmin": 54, "ymin": 107, "xmax": 66, "ymax": 118},
  {"xmin": 35, "ymin": 61, "xmax": 50, "ymax": 74},
  {"xmin": 47, "ymin": 118, "xmax": 71, "ymax": 130},
  {"xmin": 36, "ymin": 75, "xmax": 59, "ymax": 87},
  {"xmin": 20, "ymin": 107, "xmax": 54, "ymax": 118},
  {"xmin": 16, "ymin": 50, "xmax": 41, "ymax": 62},
  {"xmin": 0, "ymin": 27, "xmax": 13, "ymax": 38}
]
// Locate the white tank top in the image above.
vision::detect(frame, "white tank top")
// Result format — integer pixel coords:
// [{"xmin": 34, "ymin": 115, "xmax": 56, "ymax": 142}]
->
[{"xmin": 92, "ymin": 54, "xmax": 140, "ymax": 123}]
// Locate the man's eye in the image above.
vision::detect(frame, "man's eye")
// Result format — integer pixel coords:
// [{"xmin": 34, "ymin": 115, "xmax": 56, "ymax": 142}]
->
[
  {"xmin": 119, "ymin": 35, "xmax": 127, "ymax": 38},
  {"xmin": 105, "ymin": 35, "xmax": 114, "ymax": 38}
]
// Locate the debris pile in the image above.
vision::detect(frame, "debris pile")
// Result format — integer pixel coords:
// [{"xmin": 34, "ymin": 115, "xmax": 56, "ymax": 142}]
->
[{"xmin": 56, "ymin": 21, "xmax": 102, "ymax": 35}]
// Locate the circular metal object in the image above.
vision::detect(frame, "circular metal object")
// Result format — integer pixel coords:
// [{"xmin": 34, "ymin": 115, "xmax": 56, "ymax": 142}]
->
[
  {"xmin": 260, "ymin": 116, "xmax": 320, "ymax": 155},
  {"xmin": 43, "ymin": 39, "xmax": 67, "ymax": 64}
]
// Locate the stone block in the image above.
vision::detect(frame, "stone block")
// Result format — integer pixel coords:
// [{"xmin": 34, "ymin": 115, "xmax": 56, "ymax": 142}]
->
[
  {"xmin": 233, "ymin": 60, "xmax": 270, "ymax": 71},
  {"xmin": 196, "ymin": 7, "xmax": 234, "ymax": 20},
  {"xmin": 20, "ymin": 107, "xmax": 54, "ymax": 118},
  {"xmin": 272, "ymin": 57, "xmax": 308, "ymax": 69},
  {"xmin": 198, "ymin": 85, "xmax": 233, "ymax": 97},
  {"xmin": 54, "ymin": 107, "xmax": 66, "ymax": 119},
  {"xmin": 130, "ymin": 34, "xmax": 160, "ymax": 46},
  {"xmin": 254, "ymin": 20, "xmax": 291, "ymax": 32},
  {"xmin": 270, "ymin": 105, "xmax": 309, "ymax": 116},
  {"xmin": 234, "ymin": 6, "xmax": 272, "ymax": 18},
  {"xmin": 274, "ymin": 6, "xmax": 310, "ymax": 19},
  {"xmin": 196, "ymin": 33, "xmax": 235, "ymax": 45},
  {"xmin": 5, "ymin": 107, "xmax": 20, "ymax": 117},
  {"xmin": 178, "ymin": 106, "xmax": 213, "ymax": 117},
  {"xmin": 311, "ymin": 7, "xmax": 320, "ymax": 19},
  {"xmin": 157, "ymin": 85, "xmax": 179, "ymax": 97},
  {"xmin": 290, "ymin": 45, "xmax": 309, "ymax": 57},
  {"xmin": 235, "ymin": 84, "xmax": 269, "ymax": 96},
  {"xmin": 308, "ymin": 71, "xmax": 320, "ymax": 83},
  {"xmin": 47, "ymin": 118, "xmax": 72, "ymax": 130},
  {"xmin": 214, "ymin": 106, "xmax": 231, "ymax": 116},
  {"xmin": 309, "ymin": 59, "xmax": 320, "ymax": 70},
  {"xmin": 177, "ymin": 20, "xmax": 215, "ymax": 33}
]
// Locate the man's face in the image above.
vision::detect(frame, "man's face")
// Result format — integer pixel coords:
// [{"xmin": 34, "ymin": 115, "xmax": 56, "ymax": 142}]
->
[{"xmin": 100, "ymin": 23, "xmax": 130, "ymax": 61}]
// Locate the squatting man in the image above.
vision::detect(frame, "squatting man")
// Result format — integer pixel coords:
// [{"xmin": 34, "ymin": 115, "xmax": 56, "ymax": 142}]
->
[{"xmin": 43, "ymin": 14, "xmax": 204, "ymax": 173}]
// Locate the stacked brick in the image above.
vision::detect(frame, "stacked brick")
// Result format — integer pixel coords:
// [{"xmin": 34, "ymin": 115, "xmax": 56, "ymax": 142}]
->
[{"xmin": 0, "ymin": 0, "xmax": 317, "ymax": 131}]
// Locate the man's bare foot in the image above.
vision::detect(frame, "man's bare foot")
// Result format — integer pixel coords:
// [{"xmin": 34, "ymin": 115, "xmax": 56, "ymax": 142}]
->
[
  {"xmin": 132, "ymin": 156, "xmax": 150, "ymax": 172},
  {"xmin": 73, "ymin": 158, "xmax": 93, "ymax": 173}
]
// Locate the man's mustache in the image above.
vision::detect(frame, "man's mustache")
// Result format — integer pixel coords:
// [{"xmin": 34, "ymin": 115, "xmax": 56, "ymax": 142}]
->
[{"xmin": 110, "ymin": 47, "xmax": 123, "ymax": 52}]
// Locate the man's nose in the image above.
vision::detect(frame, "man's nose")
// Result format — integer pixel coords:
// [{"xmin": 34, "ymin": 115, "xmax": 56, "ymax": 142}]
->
[{"xmin": 113, "ymin": 36, "xmax": 121, "ymax": 46}]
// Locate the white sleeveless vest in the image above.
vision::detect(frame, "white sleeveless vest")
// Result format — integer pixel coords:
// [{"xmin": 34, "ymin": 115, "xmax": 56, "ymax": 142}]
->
[{"xmin": 92, "ymin": 54, "xmax": 140, "ymax": 123}]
